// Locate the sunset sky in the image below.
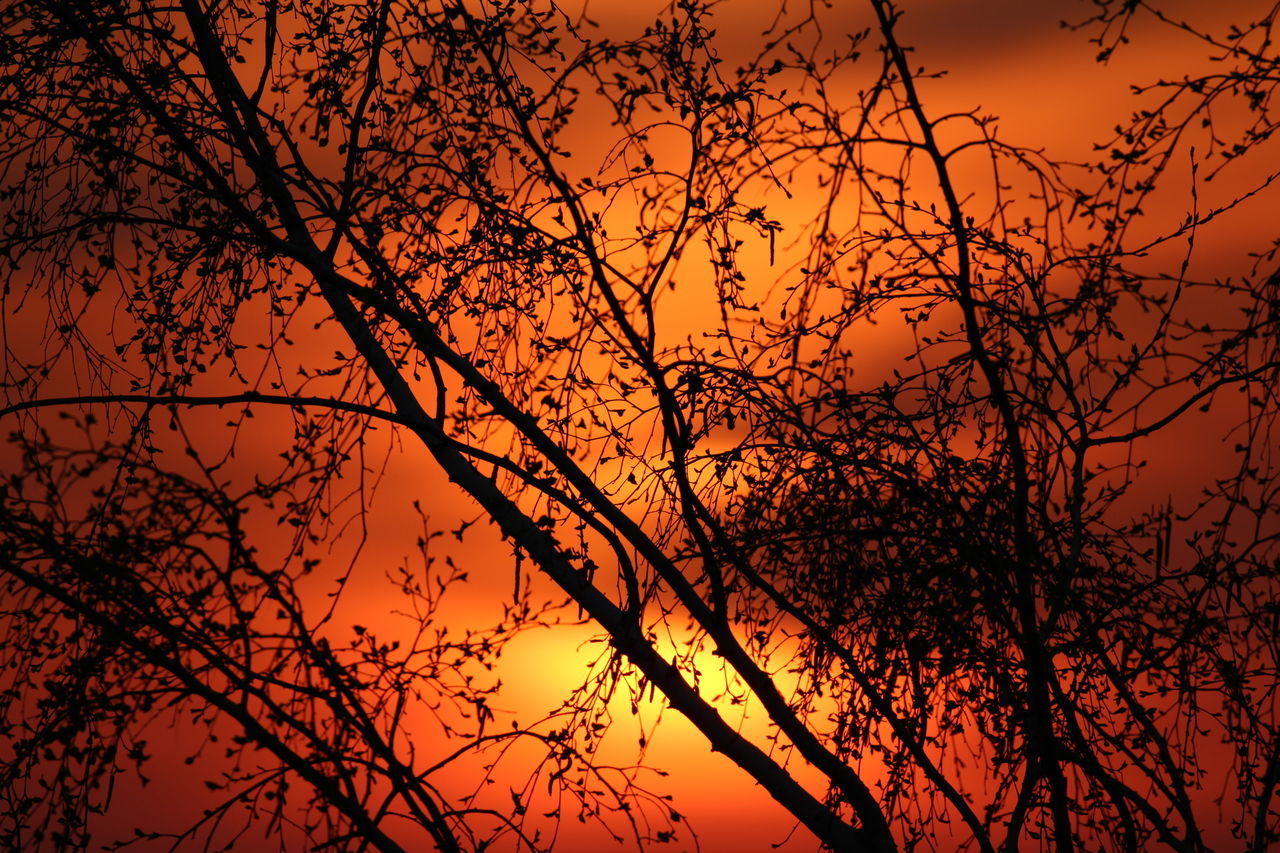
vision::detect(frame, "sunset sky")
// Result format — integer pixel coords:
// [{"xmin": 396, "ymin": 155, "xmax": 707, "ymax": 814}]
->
[{"xmin": 5, "ymin": 0, "xmax": 1279, "ymax": 850}]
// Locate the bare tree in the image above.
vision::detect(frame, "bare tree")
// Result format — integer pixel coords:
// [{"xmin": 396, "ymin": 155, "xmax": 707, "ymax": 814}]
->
[{"xmin": 2, "ymin": 0, "xmax": 1279, "ymax": 850}]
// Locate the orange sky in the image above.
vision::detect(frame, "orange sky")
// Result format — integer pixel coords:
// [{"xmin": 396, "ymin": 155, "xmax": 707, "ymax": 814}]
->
[{"xmin": 11, "ymin": 0, "xmax": 1278, "ymax": 850}]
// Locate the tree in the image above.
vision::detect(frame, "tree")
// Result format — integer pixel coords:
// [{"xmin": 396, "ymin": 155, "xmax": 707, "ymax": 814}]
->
[{"xmin": 1, "ymin": 0, "xmax": 1278, "ymax": 850}]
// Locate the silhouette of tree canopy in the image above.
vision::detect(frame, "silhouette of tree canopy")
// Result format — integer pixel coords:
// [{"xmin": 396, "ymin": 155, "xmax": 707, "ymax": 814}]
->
[{"xmin": 2, "ymin": 0, "xmax": 1279, "ymax": 850}]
